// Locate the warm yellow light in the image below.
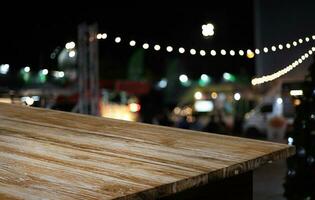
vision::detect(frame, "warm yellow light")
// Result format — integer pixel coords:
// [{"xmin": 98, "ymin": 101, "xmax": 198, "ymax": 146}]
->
[
  {"xmin": 194, "ymin": 91, "xmax": 202, "ymax": 100},
  {"xmin": 211, "ymin": 92, "xmax": 218, "ymax": 99},
  {"xmin": 246, "ymin": 50, "xmax": 255, "ymax": 59}
]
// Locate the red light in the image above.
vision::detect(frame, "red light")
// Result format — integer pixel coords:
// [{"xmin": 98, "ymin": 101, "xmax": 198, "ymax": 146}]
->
[{"xmin": 129, "ymin": 103, "xmax": 141, "ymax": 112}]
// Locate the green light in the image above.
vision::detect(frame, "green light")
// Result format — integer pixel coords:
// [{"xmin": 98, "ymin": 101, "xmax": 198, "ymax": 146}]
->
[
  {"xmin": 38, "ymin": 70, "xmax": 47, "ymax": 83},
  {"xmin": 20, "ymin": 68, "xmax": 31, "ymax": 82},
  {"xmin": 223, "ymin": 72, "xmax": 236, "ymax": 82},
  {"xmin": 199, "ymin": 74, "xmax": 211, "ymax": 86}
]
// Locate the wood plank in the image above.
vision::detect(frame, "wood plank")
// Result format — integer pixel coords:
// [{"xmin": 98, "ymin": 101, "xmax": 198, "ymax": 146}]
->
[{"xmin": 0, "ymin": 103, "xmax": 295, "ymax": 200}]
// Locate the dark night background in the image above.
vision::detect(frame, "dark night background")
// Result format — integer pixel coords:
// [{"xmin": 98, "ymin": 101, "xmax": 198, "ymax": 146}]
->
[{"xmin": 0, "ymin": 3, "xmax": 255, "ymax": 84}]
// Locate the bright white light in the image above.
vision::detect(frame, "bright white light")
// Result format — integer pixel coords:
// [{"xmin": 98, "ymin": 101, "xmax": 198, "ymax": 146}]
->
[
  {"xmin": 278, "ymin": 44, "xmax": 283, "ymax": 50},
  {"xmin": 65, "ymin": 41, "xmax": 75, "ymax": 50},
  {"xmin": 290, "ymin": 90, "xmax": 303, "ymax": 96},
  {"xmin": 24, "ymin": 66, "xmax": 30, "ymax": 73},
  {"xmin": 271, "ymin": 46, "xmax": 276, "ymax": 51},
  {"xmin": 42, "ymin": 69, "xmax": 48, "ymax": 75},
  {"xmin": 0, "ymin": 64, "xmax": 9, "ymax": 74},
  {"xmin": 298, "ymin": 38, "xmax": 303, "ymax": 43},
  {"xmin": 22, "ymin": 96, "xmax": 34, "ymax": 106},
  {"xmin": 305, "ymin": 37, "xmax": 310, "ymax": 42},
  {"xmin": 263, "ymin": 47, "xmax": 268, "ymax": 53},
  {"xmin": 202, "ymin": 23, "xmax": 214, "ymax": 37},
  {"xmin": 293, "ymin": 41, "xmax": 297, "ymax": 46},
  {"xmin": 234, "ymin": 93, "xmax": 241, "ymax": 101},
  {"xmin": 194, "ymin": 100, "xmax": 214, "ymax": 112},
  {"xmin": 301, "ymin": 55, "xmax": 305, "ymax": 60},
  {"xmin": 179, "ymin": 47, "xmax": 185, "ymax": 54},
  {"xmin": 190, "ymin": 49, "xmax": 196, "ymax": 55},
  {"xmin": 230, "ymin": 50, "xmax": 235, "ymax": 56},
  {"xmin": 179, "ymin": 74, "xmax": 188, "ymax": 83},
  {"xmin": 115, "ymin": 37, "xmax": 121, "ymax": 43},
  {"xmin": 154, "ymin": 45, "xmax": 161, "ymax": 51},
  {"xmin": 220, "ymin": 49, "xmax": 226, "ymax": 55},
  {"xmin": 129, "ymin": 40, "xmax": 136, "ymax": 46},
  {"xmin": 201, "ymin": 74, "xmax": 210, "ymax": 82},
  {"xmin": 53, "ymin": 71, "xmax": 64, "ymax": 78},
  {"xmin": 210, "ymin": 50, "xmax": 216, "ymax": 56},
  {"xmin": 69, "ymin": 50, "xmax": 76, "ymax": 58},
  {"xmin": 58, "ymin": 71, "xmax": 64, "ymax": 78},
  {"xmin": 158, "ymin": 78, "xmax": 167, "ymax": 88},
  {"xmin": 194, "ymin": 91, "xmax": 202, "ymax": 100},
  {"xmin": 200, "ymin": 50, "xmax": 206, "ymax": 56},
  {"xmin": 277, "ymin": 97, "xmax": 283, "ymax": 104},
  {"xmin": 166, "ymin": 46, "xmax": 173, "ymax": 52},
  {"xmin": 286, "ymin": 43, "xmax": 291, "ymax": 49},
  {"xmin": 239, "ymin": 50, "xmax": 244, "ymax": 56},
  {"xmin": 223, "ymin": 72, "xmax": 231, "ymax": 80},
  {"xmin": 298, "ymin": 59, "xmax": 302, "ymax": 64},
  {"xmin": 101, "ymin": 33, "xmax": 107, "ymax": 39},
  {"xmin": 255, "ymin": 49, "xmax": 260, "ymax": 54},
  {"xmin": 288, "ymin": 137, "xmax": 294, "ymax": 145},
  {"xmin": 32, "ymin": 96, "xmax": 40, "ymax": 101},
  {"xmin": 96, "ymin": 33, "xmax": 102, "ymax": 39},
  {"xmin": 143, "ymin": 43, "xmax": 149, "ymax": 49},
  {"xmin": 312, "ymin": 35, "xmax": 315, "ymax": 40}
]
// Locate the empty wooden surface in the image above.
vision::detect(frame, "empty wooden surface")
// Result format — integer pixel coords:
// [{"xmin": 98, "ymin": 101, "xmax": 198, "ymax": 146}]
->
[{"xmin": 0, "ymin": 103, "xmax": 295, "ymax": 200}]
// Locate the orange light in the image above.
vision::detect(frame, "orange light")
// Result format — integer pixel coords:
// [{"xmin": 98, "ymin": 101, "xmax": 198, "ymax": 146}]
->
[
  {"xmin": 129, "ymin": 103, "xmax": 141, "ymax": 112},
  {"xmin": 293, "ymin": 99, "xmax": 301, "ymax": 106}
]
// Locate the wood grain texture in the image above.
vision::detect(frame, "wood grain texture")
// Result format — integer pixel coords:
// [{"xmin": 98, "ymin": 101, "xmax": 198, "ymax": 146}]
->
[{"xmin": 0, "ymin": 103, "xmax": 295, "ymax": 200}]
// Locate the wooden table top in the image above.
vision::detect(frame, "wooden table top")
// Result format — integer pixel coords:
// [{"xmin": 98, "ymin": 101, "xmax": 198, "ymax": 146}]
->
[{"xmin": 0, "ymin": 103, "xmax": 295, "ymax": 200}]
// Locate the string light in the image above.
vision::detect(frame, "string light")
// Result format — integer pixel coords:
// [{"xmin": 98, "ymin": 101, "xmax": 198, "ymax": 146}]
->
[
  {"xmin": 305, "ymin": 37, "xmax": 310, "ymax": 42},
  {"xmin": 94, "ymin": 31, "xmax": 314, "ymax": 57},
  {"xmin": 263, "ymin": 47, "xmax": 268, "ymax": 53},
  {"xmin": 166, "ymin": 46, "xmax": 173, "ymax": 52},
  {"xmin": 200, "ymin": 50, "xmax": 206, "ymax": 56},
  {"xmin": 190, "ymin": 49, "xmax": 196, "ymax": 55},
  {"xmin": 154, "ymin": 44, "xmax": 161, "ymax": 51},
  {"xmin": 114, "ymin": 37, "xmax": 121, "ymax": 43},
  {"xmin": 143, "ymin": 43, "xmax": 149, "ymax": 49},
  {"xmin": 251, "ymin": 47, "xmax": 314, "ymax": 86},
  {"xmin": 129, "ymin": 40, "xmax": 136, "ymax": 46}
]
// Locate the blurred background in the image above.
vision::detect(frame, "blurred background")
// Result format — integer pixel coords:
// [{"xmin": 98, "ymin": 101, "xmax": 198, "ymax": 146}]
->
[{"xmin": 0, "ymin": 1, "xmax": 315, "ymax": 199}]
